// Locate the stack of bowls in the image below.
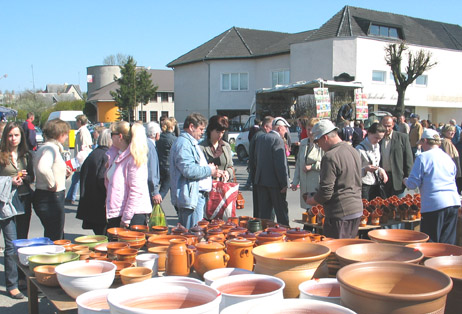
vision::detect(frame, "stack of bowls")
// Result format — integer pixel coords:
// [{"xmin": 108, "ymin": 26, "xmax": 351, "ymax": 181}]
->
[
  {"xmin": 117, "ymin": 231, "xmax": 146, "ymax": 249},
  {"xmin": 18, "ymin": 245, "xmax": 65, "ymax": 266},
  {"xmin": 74, "ymin": 235, "xmax": 108, "ymax": 250}
]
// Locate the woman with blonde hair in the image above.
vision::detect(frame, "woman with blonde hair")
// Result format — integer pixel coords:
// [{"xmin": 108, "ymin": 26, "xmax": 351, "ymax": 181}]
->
[
  {"xmin": 105, "ymin": 121, "xmax": 152, "ymax": 229},
  {"xmin": 157, "ymin": 117, "xmax": 177, "ymax": 199}
]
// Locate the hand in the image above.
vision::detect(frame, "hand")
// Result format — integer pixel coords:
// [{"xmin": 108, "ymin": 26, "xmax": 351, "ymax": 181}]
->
[
  {"xmin": 280, "ymin": 186, "xmax": 287, "ymax": 193},
  {"xmin": 365, "ymin": 165, "xmax": 379, "ymax": 173},
  {"xmin": 12, "ymin": 176, "xmax": 23, "ymax": 186},
  {"xmin": 48, "ymin": 184, "xmax": 57, "ymax": 192},
  {"xmin": 403, "ymin": 177, "xmax": 408, "ymax": 186},
  {"xmin": 222, "ymin": 171, "xmax": 230, "ymax": 182},
  {"xmin": 152, "ymin": 194, "xmax": 162, "ymax": 205},
  {"xmin": 208, "ymin": 163, "xmax": 218, "ymax": 177},
  {"xmin": 291, "ymin": 184, "xmax": 298, "ymax": 191},
  {"xmin": 303, "ymin": 164, "xmax": 312, "ymax": 173},
  {"xmin": 379, "ymin": 168, "xmax": 389, "ymax": 183},
  {"xmin": 120, "ymin": 221, "xmax": 130, "ymax": 228}
]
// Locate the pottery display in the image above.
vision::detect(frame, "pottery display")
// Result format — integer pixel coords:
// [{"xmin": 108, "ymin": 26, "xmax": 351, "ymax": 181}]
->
[
  {"xmin": 368, "ymin": 229, "xmax": 429, "ymax": 246},
  {"xmin": 28, "ymin": 251, "xmax": 80, "ymax": 272},
  {"xmin": 74, "ymin": 235, "xmax": 108, "ymax": 249},
  {"xmin": 106, "ymin": 242, "xmax": 129, "ymax": 259},
  {"xmin": 226, "ymin": 238, "xmax": 254, "ymax": 271},
  {"xmin": 425, "ymin": 255, "xmax": 462, "ymax": 314},
  {"xmin": 119, "ymin": 266, "xmax": 153, "ymax": 285},
  {"xmin": 194, "ymin": 241, "xmax": 229, "ymax": 277},
  {"xmin": 93, "ymin": 242, "xmax": 109, "ymax": 254},
  {"xmin": 146, "ymin": 234, "xmax": 187, "ymax": 248},
  {"xmin": 147, "ymin": 246, "xmax": 168, "ymax": 271},
  {"xmin": 149, "ymin": 225, "xmax": 169, "ymax": 235},
  {"xmin": 406, "ymin": 242, "xmax": 462, "ymax": 260},
  {"xmin": 203, "ymin": 267, "xmax": 254, "ymax": 286},
  {"xmin": 76, "ymin": 288, "xmax": 113, "ymax": 314},
  {"xmin": 285, "ymin": 228, "xmax": 311, "ymax": 242},
  {"xmin": 247, "ymin": 299, "xmax": 356, "ymax": 314},
  {"xmin": 298, "ymin": 278, "xmax": 341, "ymax": 305},
  {"xmin": 33, "ymin": 265, "xmax": 59, "ymax": 287},
  {"xmin": 255, "ymin": 231, "xmax": 283, "ymax": 246},
  {"xmin": 252, "ymin": 242, "xmax": 330, "ymax": 298},
  {"xmin": 12, "ymin": 237, "xmax": 53, "ymax": 253},
  {"xmin": 337, "ymin": 261, "xmax": 453, "ymax": 314},
  {"xmin": 106, "ymin": 227, "xmax": 126, "ymax": 241},
  {"xmin": 130, "ymin": 225, "xmax": 149, "ymax": 232},
  {"xmin": 107, "ymin": 281, "xmax": 221, "ymax": 313},
  {"xmin": 211, "ymin": 273, "xmax": 285, "ymax": 311},
  {"xmin": 165, "ymin": 238, "xmax": 194, "ymax": 276},
  {"xmin": 18, "ymin": 245, "xmax": 65, "ymax": 266},
  {"xmin": 114, "ymin": 248, "xmax": 138, "ymax": 263},
  {"xmin": 135, "ymin": 253, "xmax": 158, "ymax": 277},
  {"xmin": 112, "ymin": 260, "xmax": 134, "ymax": 279},
  {"xmin": 54, "ymin": 260, "xmax": 116, "ymax": 299},
  {"xmin": 335, "ymin": 243, "xmax": 424, "ymax": 267}
]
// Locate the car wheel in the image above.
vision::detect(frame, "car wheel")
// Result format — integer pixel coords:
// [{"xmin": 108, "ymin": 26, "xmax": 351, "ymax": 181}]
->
[
  {"xmin": 228, "ymin": 138, "xmax": 236, "ymax": 145},
  {"xmin": 236, "ymin": 145, "xmax": 248, "ymax": 161}
]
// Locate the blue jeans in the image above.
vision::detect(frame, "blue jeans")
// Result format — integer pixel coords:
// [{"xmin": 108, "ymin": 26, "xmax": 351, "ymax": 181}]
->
[
  {"xmin": 33, "ymin": 189, "xmax": 65, "ymax": 241},
  {"xmin": 177, "ymin": 192, "xmax": 206, "ymax": 229},
  {"xmin": 66, "ymin": 171, "xmax": 80, "ymax": 201},
  {"xmin": 0, "ymin": 217, "xmax": 19, "ymax": 292}
]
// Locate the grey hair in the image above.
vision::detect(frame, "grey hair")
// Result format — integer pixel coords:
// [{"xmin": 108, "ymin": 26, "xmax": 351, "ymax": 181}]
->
[
  {"xmin": 97, "ymin": 129, "xmax": 112, "ymax": 147},
  {"xmin": 450, "ymin": 119, "xmax": 456, "ymax": 125},
  {"xmin": 146, "ymin": 122, "xmax": 161, "ymax": 138}
]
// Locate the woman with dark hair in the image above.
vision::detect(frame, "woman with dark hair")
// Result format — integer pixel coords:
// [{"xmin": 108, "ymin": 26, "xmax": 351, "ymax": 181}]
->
[
  {"xmin": 157, "ymin": 117, "xmax": 177, "ymax": 199},
  {"xmin": 199, "ymin": 115, "xmax": 233, "ymax": 182},
  {"xmin": 33, "ymin": 119, "xmax": 72, "ymax": 241},
  {"xmin": 0, "ymin": 122, "xmax": 34, "ymax": 299}
]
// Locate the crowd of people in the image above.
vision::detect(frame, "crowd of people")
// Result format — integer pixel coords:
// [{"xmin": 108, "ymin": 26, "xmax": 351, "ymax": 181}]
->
[{"xmin": 1, "ymin": 109, "xmax": 462, "ymax": 299}]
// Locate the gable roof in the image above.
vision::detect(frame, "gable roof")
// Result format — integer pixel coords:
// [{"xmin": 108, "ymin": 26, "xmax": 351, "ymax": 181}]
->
[
  {"xmin": 45, "ymin": 84, "xmax": 83, "ymax": 98},
  {"xmin": 167, "ymin": 27, "xmax": 316, "ymax": 67}
]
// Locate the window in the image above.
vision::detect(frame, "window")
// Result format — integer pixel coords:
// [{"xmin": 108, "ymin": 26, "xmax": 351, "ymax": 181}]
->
[
  {"xmin": 161, "ymin": 111, "xmax": 169, "ymax": 118},
  {"xmin": 150, "ymin": 111, "xmax": 158, "ymax": 122},
  {"xmin": 272, "ymin": 70, "xmax": 290, "ymax": 87},
  {"xmin": 221, "ymin": 73, "xmax": 248, "ymax": 91},
  {"xmin": 139, "ymin": 111, "xmax": 147, "ymax": 123},
  {"xmin": 160, "ymin": 92, "xmax": 169, "ymax": 102},
  {"xmin": 369, "ymin": 24, "xmax": 400, "ymax": 39},
  {"xmin": 416, "ymin": 75, "xmax": 428, "ymax": 86},
  {"xmin": 152, "ymin": 93, "xmax": 157, "ymax": 102},
  {"xmin": 372, "ymin": 70, "xmax": 386, "ymax": 82}
]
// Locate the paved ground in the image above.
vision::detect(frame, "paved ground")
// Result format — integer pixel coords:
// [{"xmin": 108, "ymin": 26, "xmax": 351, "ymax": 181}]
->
[{"xmin": 0, "ymin": 157, "xmax": 305, "ymax": 313}]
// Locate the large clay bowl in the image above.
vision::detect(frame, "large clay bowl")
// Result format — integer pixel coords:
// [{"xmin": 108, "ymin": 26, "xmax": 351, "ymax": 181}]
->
[
  {"xmin": 76, "ymin": 288, "xmax": 113, "ymax": 314},
  {"xmin": 28, "ymin": 252, "xmax": 80, "ymax": 272},
  {"xmin": 425, "ymin": 256, "xmax": 462, "ymax": 314},
  {"xmin": 252, "ymin": 242, "xmax": 330, "ymax": 298},
  {"xmin": 337, "ymin": 261, "xmax": 453, "ymax": 314},
  {"xmin": 368, "ymin": 229, "xmax": 429, "ymax": 246},
  {"xmin": 247, "ymin": 299, "xmax": 356, "ymax": 314},
  {"xmin": 74, "ymin": 235, "xmax": 108, "ymax": 249},
  {"xmin": 335, "ymin": 243, "xmax": 424, "ymax": 267},
  {"xmin": 407, "ymin": 243, "xmax": 462, "ymax": 260},
  {"xmin": 34, "ymin": 265, "xmax": 59, "ymax": 287},
  {"xmin": 146, "ymin": 234, "xmax": 187, "ymax": 248}
]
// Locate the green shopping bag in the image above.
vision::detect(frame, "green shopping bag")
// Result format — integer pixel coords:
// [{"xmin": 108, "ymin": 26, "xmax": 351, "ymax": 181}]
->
[{"xmin": 148, "ymin": 204, "xmax": 167, "ymax": 228}]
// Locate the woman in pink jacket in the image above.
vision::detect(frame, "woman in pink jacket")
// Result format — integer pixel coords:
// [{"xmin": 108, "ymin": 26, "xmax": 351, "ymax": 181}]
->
[{"xmin": 105, "ymin": 121, "xmax": 152, "ymax": 229}]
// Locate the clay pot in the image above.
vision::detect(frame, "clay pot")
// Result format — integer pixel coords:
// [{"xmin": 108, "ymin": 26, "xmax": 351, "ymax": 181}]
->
[
  {"xmin": 117, "ymin": 231, "xmax": 145, "ymax": 241},
  {"xmin": 228, "ymin": 216, "xmax": 239, "ymax": 225},
  {"xmin": 197, "ymin": 219, "xmax": 210, "ymax": 230},
  {"xmin": 189, "ymin": 225, "xmax": 205, "ymax": 242},
  {"xmin": 171, "ymin": 223, "xmax": 188, "ymax": 235},
  {"xmin": 208, "ymin": 234, "xmax": 226, "ymax": 244},
  {"xmin": 206, "ymin": 227, "xmax": 224, "ymax": 240},
  {"xmin": 335, "ymin": 243, "xmax": 424, "ymax": 267},
  {"xmin": 126, "ymin": 239, "xmax": 146, "ymax": 250},
  {"xmin": 119, "ymin": 266, "xmax": 152, "ymax": 285},
  {"xmin": 221, "ymin": 222, "xmax": 237, "ymax": 235},
  {"xmin": 115, "ymin": 248, "xmax": 138, "ymax": 263},
  {"xmin": 368, "ymin": 229, "xmax": 429, "ymax": 246},
  {"xmin": 247, "ymin": 219, "xmax": 263, "ymax": 233},
  {"xmin": 236, "ymin": 232, "xmax": 257, "ymax": 243},
  {"xmin": 252, "ymin": 242, "xmax": 331, "ymax": 298},
  {"xmin": 298, "ymin": 278, "xmax": 341, "ymax": 305},
  {"xmin": 106, "ymin": 242, "xmax": 129, "ymax": 260},
  {"xmin": 239, "ymin": 216, "xmax": 252, "ymax": 228},
  {"xmin": 130, "ymin": 225, "xmax": 149, "ymax": 233},
  {"xmin": 106, "ymin": 227, "xmax": 126, "ymax": 241},
  {"xmin": 149, "ymin": 225, "xmax": 168, "ymax": 235},
  {"xmin": 256, "ymin": 231, "xmax": 283, "ymax": 246},
  {"xmin": 54, "ymin": 239, "xmax": 71, "ymax": 246},
  {"xmin": 227, "ymin": 226, "xmax": 248, "ymax": 240},
  {"xmin": 146, "ymin": 234, "xmax": 187, "ymax": 248},
  {"xmin": 266, "ymin": 224, "xmax": 287, "ymax": 236},
  {"xmin": 147, "ymin": 246, "xmax": 168, "ymax": 271},
  {"xmin": 285, "ymin": 228, "xmax": 311, "ymax": 242},
  {"xmin": 406, "ymin": 243, "xmax": 462, "ymax": 261},
  {"xmin": 337, "ymin": 261, "xmax": 453, "ymax": 314},
  {"xmin": 165, "ymin": 238, "xmax": 194, "ymax": 276},
  {"xmin": 194, "ymin": 241, "xmax": 230, "ymax": 277},
  {"xmin": 226, "ymin": 238, "xmax": 254, "ymax": 271}
]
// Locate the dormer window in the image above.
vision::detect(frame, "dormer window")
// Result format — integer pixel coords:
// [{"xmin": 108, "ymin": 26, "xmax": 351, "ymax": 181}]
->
[{"xmin": 369, "ymin": 24, "xmax": 400, "ymax": 39}]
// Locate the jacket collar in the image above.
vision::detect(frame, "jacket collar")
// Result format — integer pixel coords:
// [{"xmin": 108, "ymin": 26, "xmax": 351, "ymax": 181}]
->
[{"xmin": 181, "ymin": 132, "xmax": 198, "ymax": 145}]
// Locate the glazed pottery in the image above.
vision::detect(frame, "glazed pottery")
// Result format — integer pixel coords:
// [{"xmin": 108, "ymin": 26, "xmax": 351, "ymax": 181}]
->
[
  {"xmin": 190, "ymin": 225, "xmax": 205, "ymax": 242},
  {"xmin": 55, "ymin": 260, "xmax": 116, "ymax": 299},
  {"xmin": 28, "ymin": 251, "xmax": 80, "ymax": 272},
  {"xmin": 53, "ymin": 239, "xmax": 71, "ymax": 246},
  {"xmin": 298, "ymin": 278, "xmax": 341, "ymax": 305},
  {"xmin": 146, "ymin": 234, "xmax": 187, "ymax": 248},
  {"xmin": 76, "ymin": 250, "xmax": 91, "ymax": 260},
  {"xmin": 72, "ymin": 245, "xmax": 90, "ymax": 252},
  {"xmin": 135, "ymin": 253, "xmax": 158, "ymax": 277},
  {"xmin": 107, "ymin": 281, "xmax": 221, "ymax": 313},
  {"xmin": 182, "ymin": 232, "xmax": 199, "ymax": 246},
  {"xmin": 335, "ymin": 243, "xmax": 424, "ymax": 267},
  {"xmin": 194, "ymin": 241, "xmax": 230, "ymax": 277},
  {"xmin": 106, "ymin": 242, "xmax": 129, "ymax": 259},
  {"xmin": 106, "ymin": 227, "xmax": 126, "ymax": 241},
  {"xmin": 265, "ymin": 224, "xmax": 287, "ymax": 236},
  {"xmin": 165, "ymin": 238, "xmax": 194, "ymax": 276},
  {"xmin": 125, "ymin": 239, "xmax": 146, "ymax": 250},
  {"xmin": 94, "ymin": 242, "xmax": 109, "ymax": 254},
  {"xmin": 226, "ymin": 238, "xmax": 254, "ymax": 271},
  {"xmin": 285, "ymin": 228, "xmax": 311, "ymax": 242},
  {"xmin": 208, "ymin": 234, "xmax": 226, "ymax": 244},
  {"xmin": 18, "ymin": 245, "xmax": 65, "ymax": 266},
  {"xmin": 89, "ymin": 252, "xmax": 106, "ymax": 260},
  {"xmin": 255, "ymin": 231, "xmax": 283, "ymax": 246},
  {"xmin": 74, "ymin": 235, "xmax": 108, "ymax": 249},
  {"xmin": 211, "ymin": 273, "xmax": 285, "ymax": 311},
  {"xmin": 247, "ymin": 299, "xmax": 356, "ymax": 314},
  {"xmin": 149, "ymin": 225, "xmax": 169, "ymax": 235},
  {"xmin": 247, "ymin": 219, "xmax": 263, "ymax": 233},
  {"xmin": 171, "ymin": 223, "xmax": 188, "ymax": 235},
  {"xmin": 337, "ymin": 261, "xmax": 453, "ymax": 314},
  {"xmin": 203, "ymin": 267, "xmax": 254, "ymax": 286},
  {"xmin": 197, "ymin": 219, "xmax": 210, "ymax": 230},
  {"xmin": 425, "ymin": 256, "xmax": 462, "ymax": 314},
  {"xmin": 33, "ymin": 265, "xmax": 59, "ymax": 287},
  {"xmin": 112, "ymin": 261, "xmax": 134, "ymax": 279},
  {"xmin": 147, "ymin": 246, "xmax": 168, "ymax": 271},
  {"xmin": 12, "ymin": 237, "xmax": 53, "ymax": 253},
  {"xmin": 130, "ymin": 225, "xmax": 149, "ymax": 232},
  {"xmin": 227, "ymin": 226, "xmax": 248, "ymax": 239},
  {"xmin": 221, "ymin": 222, "xmax": 237, "ymax": 235},
  {"xmin": 119, "ymin": 266, "xmax": 153, "ymax": 285},
  {"xmin": 368, "ymin": 229, "xmax": 429, "ymax": 246},
  {"xmin": 406, "ymin": 242, "xmax": 462, "ymax": 260},
  {"xmin": 206, "ymin": 227, "xmax": 224, "ymax": 239},
  {"xmin": 228, "ymin": 216, "xmax": 239, "ymax": 225},
  {"xmin": 236, "ymin": 232, "xmax": 257, "ymax": 243},
  {"xmin": 76, "ymin": 288, "xmax": 113, "ymax": 314},
  {"xmin": 114, "ymin": 248, "xmax": 138, "ymax": 263},
  {"xmin": 252, "ymin": 242, "xmax": 330, "ymax": 298},
  {"xmin": 239, "ymin": 216, "xmax": 252, "ymax": 228}
]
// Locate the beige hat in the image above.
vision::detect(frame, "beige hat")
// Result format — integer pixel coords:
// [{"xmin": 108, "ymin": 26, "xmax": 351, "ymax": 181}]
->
[
  {"xmin": 420, "ymin": 128, "xmax": 440, "ymax": 141},
  {"xmin": 272, "ymin": 117, "xmax": 290, "ymax": 127},
  {"xmin": 312, "ymin": 119, "xmax": 338, "ymax": 141}
]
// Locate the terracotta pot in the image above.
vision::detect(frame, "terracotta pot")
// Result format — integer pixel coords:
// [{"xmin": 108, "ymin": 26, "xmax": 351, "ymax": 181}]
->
[
  {"xmin": 115, "ymin": 248, "xmax": 138, "ymax": 263},
  {"xmin": 165, "ymin": 238, "xmax": 194, "ymax": 276},
  {"xmin": 149, "ymin": 225, "xmax": 168, "ymax": 235},
  {"xmin": 337, "ymin": 261, "xmax": 453, "ymax": 314},
  {"xmin": 53, "ymin": 239, "xmax": 71, "ymax": 246},
  {"xmin": 106, "ymin": 242, "xmax": 129, "ymax": 260},
  {"xmin": 252, "ymin": 242, "xmax": 331, "ymax": 298},
  {"xmin": 106, "ymin": 227, "xmax": 126, "ymax": 241},
  {"xmin": 406, "ymin": 243, "xmax": 462, "ymax": 261},
  {"xmin": 256, "ymin": 231, "xmax": 283, "ymax": 246},
  {"xmin": 194, "ymin": 241, "xmax": 230, "ymax": 277},
  {"xmin": 226, "ymin": 238, "xmax": 254, "ymax": 271},
  {"xmin": 265, "ymin": 224, "xmax": 287, "ymax": 236},
  {"xmin": 227, "ymin": 227, "xmax": 248, "ymax": 240},
  {"xmin": 236, "ymin": 232, "xmax": 257, "ymax": 243},
  {"xmin": 146, "ymin": 234, "xmax": 187, "ymax": 248},
  {"xmin": 221, "ymin": 222, "xmax": 237, "ymax": 235},
  {"xmin": 285, "ymin": 228, "xmax": 311, "ymax": 242},
  {"xmin": 208, "ymin": 234, "xmax": 226, "ymax": 244},
  {"xmin": 189, "ymin": 225, "xmax": 205, "ymax": 241},
  {"xmin": 425, "ymin": 256, "xmax": 462, "ymax": 314},
  {"xmin": 368, "ymin": 229, "xmax": 429, "ymax": 246},
  {"xmin": 335, "ymin": 243, "xmax": 424, "ymax": 267},
  {"xmin": 147, "ymin": 246, "xmax": 168, "ymax": 271},
  {"xmin": 117, "ymin": 231, "xmax": 145, "ymax": 241},
  {"xmin": 239, "ymin": 216, "xmax": 252, "ymax": 228},
  {"xmin": 197, "ymin": 219, "xmax": 210, "ymax": 230},
  {"xmin": 125, "ymin": 239, "xmax": 146, "ymax": 250},
  {"xmin": 228, "ymin": 217, "xmax": 239, "ymax": 225},
  {"xmin": 171, "ymin": 223, "xmax": 188, "ymax": 235},
  {"xmin": 130, "ymin": 225, "xmax": 149, "ymax": 233},
  {"xmin": 206, "ymin": 227, "xmax": 224, "ymax": 240},
  {"xmin": 119, "ymin": 266, "xmax": 152, "ymax": 285}
]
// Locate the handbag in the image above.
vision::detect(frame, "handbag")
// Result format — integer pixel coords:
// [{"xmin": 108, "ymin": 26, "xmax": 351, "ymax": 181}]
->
[
  {"xmin": 206, "ymin": 179, "xmax": 239, "ymax": 220},
  {"xmin": 359, "ymin": 144, "xmax": 387, "ymax": 199}
]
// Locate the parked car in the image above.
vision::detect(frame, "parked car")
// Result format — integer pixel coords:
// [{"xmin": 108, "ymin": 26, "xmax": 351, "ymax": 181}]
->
[{"xmin": 35, "ymin": 126, "xmax": 44, "ymax": 144}]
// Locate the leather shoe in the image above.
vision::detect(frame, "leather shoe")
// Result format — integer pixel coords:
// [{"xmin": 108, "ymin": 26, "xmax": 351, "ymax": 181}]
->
[{"xmin": 10, "ymin": 291, "xmax": 25, "ymax": 299}]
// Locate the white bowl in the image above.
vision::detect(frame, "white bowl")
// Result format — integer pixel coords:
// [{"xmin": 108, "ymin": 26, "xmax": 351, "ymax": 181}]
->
[
  {"xmin": 211, "ymin": 274, "xmax": 284, "ymax": 311},
  {"xmin": 248, "ymin": 299, "xmax": 357, "ymax": 314},
  {"xmin": 204, "ymin": 267, "xmax": 253, "ymax": 286},
  {"xmin": 142, "ymin": 276, "xmax": 204, "ymax": 285},
  {"xmin": 76, "ymin": 289, "xmax": 113, "ymax": 314},
  {"xmin": 107, "ymin": 281, "xmax": 221, "ymax": 314},
  {"xmin": 18, "ymin": 245, "xmax": 65, "ymax": 266},
  {"xmin": 299, "ymin": 278, "xmax": 341, "ymax": 305},
  {"xmin": 55, "ymin": 260, "xmax": 116, "ymax": 299}
]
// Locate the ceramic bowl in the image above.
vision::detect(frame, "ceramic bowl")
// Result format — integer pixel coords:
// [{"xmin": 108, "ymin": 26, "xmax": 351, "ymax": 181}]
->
[
  {"xmin": 76, "ymin": 289, "xmax": 113, "ymax": 314},
  {"xmin": 74, "ymin": 235, "xmax": 108, "ymax": 249},
  {"xmin": 130, "ymin": 225, "xmax": 149, "ymax": 232},
  {"xmin": 106, "ymin": 227, "xmax": 126, "ymax": 241},
  {"xmin": 55, "ymin": 260, "xmax": 116, "ymax": 299},
  {"xmin": 33, "ymin": 265, "xmax": 59, "ymax": 287},
  {"xmin": 337, "ymin": 261, "xmax": 453, "ymax": 314},
  {"xmin": 248, "ymin": 299, "xmax": 356, "ymax": 314},
  {"xmin": 76, "ymin": 250, "xmax": 91, "ymax": 260},
  {"xmin": 119, "ymin": 266, "xmax": 152, "ymax": 285},
  {"xmin": 106, "ymin": 242, "xmax": 129, "ymax": 259},
  {"xmin": 298, "ymin": 278, "xmax": 341, "ymax": 305},
  {"xmin": 107, "ymin": 281, "xmax": 221, "ymax": 313},
  {"xmin": 90, "ymin": 252, "xmax": 107, "ymax": 260},
  {"xmin": 94, "ymin": 242, "xmax": 110, "ymax": 254},
  {"xmin": 18, "ymin": 245, "xmax": 65, "ymax": 266},
  {"xmin": 203, "ymin": 267, "xmax": 254, "ymax": 286},
  {"xmin": 115, "ymin": 248, "xmax": 138, "ymax": 263},
  {"xmin": 126, "ymin": 239, "xmax": 146, "ymax": 250},
  {"xmin": 335, "ymin": 243, "xmax": 424, "ymax": 266},
  {"xmin": 117, "ymin": 231, "xmax": 145, "ymax": 241},
  {"xmin": 142, "ymin": 276, "xmax": 204, "ymax": 286},
  {"xmin": 13, "ymin": 237, "xmax": 53, "ymax": 253},
  {"xmin": 146, "ymin": 234, "xmax": 187, "ymax": 248},
  {"xmin": 368, "ymin": 229, "xmax": 429, "ymax": 246},
  {"xmin": 53, "ymin": 239, "xmax": 71, "ymax": 246},
  {"xmin": 407, "ymin": 243, "xmax": 462, "ymax": 260},
  {"xmin": 72, "ymin": 245, "xmax": 90, "ymax": 252},
  {"xmin": 28, "ymin": 252, "xmax": 80, "ymax": 272}
]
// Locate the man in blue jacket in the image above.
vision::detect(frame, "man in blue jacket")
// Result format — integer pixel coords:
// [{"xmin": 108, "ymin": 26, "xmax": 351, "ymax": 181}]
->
[{"xmin": 22, "ymin": 112, "xmax": 37, "ymax": 151}]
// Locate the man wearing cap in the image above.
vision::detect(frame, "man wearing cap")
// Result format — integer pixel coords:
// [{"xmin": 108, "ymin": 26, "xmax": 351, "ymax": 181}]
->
[
  {"xmin": 305, "ymin": 119, "xmax": 363, "ymax": 239},
  {"xmin": 254, "ymin": 117, "xmax": 290, "ymax": 226},
  {"xmin": 449, "ymin": 119, "xmax": 461, "ymax": 145},
  {"xmin": 404, "ymin": 129, "xmax": 460, "ymax": 244},
  {"xmin": 409, "ymin": 113, "xmax": 423, "ymax": 158}
]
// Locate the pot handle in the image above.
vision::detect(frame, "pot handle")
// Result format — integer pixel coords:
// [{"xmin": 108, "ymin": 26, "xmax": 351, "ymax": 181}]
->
[
  {"xmin": 187, "ymin": 248, "xmax": 195, "ymax": 268},
  {"xmin": 240, "ymin": 249, "xmax": 249, "ymax": 258},
  {"xmin": 223, "ymin": 253, "xmax": 230, "ymax": 266}
]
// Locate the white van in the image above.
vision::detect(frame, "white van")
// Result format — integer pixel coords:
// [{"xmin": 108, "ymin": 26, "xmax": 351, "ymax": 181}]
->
[{"xmin": 47, "ymin": 110, "xmax": 83, "ymax": 148}]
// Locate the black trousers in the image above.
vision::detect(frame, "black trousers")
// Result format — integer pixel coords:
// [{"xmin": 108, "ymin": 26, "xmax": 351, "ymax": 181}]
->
[
  {"xmin": 323, "ymin": 216, "xmax": 361, "ymax": 239},
  {"xmin": 33, "ymin": 189, "xmax": 65, "ymax": 241},
  {"xmin": 256, "ymin": 185, "xmax": 289, "ymax": 226},
  {"xmin": 421, "ymin": 206, "xmax": 459, "ymax": 245}
]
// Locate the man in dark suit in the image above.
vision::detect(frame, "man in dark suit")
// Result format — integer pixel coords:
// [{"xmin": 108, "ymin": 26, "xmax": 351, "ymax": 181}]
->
[
  {"xmin": 254, "ymin": 117, "xmax": 290, "ymax": 226},
  {"xmin": 380, "ymin": 116, "xmax": 413, "ymax": 197}
]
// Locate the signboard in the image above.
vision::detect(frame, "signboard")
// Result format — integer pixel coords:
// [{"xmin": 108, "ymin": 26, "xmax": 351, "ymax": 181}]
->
[
  {"xmin": 355, "ymin": 88, "xmax": 368, "ymax": 120},
  {"xmin": 314, "ymin": 87, "xmax": 331, "ymax": 118}
]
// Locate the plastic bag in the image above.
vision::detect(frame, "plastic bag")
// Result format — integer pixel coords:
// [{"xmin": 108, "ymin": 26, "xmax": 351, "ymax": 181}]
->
[{"xmin": 149, "ymin": 203, "xmax": 167, "ymax": 227}]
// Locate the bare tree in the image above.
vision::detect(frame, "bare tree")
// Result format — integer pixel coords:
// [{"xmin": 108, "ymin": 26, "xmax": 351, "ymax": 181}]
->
[
  {"xmin": 103, "ymin": 53, "xmax": 129, "ymax": 66},
  {"xmin": 385, "ymin": 41, "xmax": 437, "ymax": 116}
]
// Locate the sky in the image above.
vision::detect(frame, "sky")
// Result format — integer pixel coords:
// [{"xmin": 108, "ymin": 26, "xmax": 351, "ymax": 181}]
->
[{"xmin": 1, "ymin": 0, "xmax": 461, "ymax": 94}]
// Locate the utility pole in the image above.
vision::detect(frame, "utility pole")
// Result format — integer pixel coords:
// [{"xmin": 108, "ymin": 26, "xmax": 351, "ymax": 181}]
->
[{"xmin": 31, "ymin": 65, "xmax": 36, "ymax": 91}]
